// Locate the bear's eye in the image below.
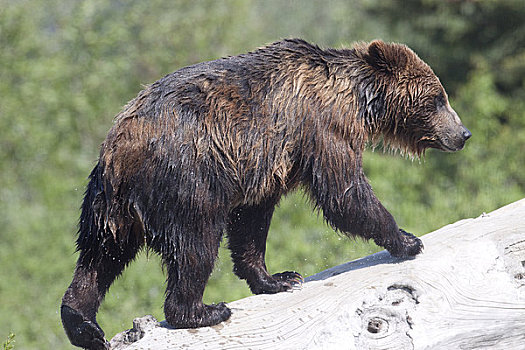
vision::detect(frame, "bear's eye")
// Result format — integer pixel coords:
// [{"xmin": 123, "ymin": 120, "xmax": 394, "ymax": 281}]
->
[{"xmin": 434, "ymin": 93, "xmax": 446, "ymax": 108}]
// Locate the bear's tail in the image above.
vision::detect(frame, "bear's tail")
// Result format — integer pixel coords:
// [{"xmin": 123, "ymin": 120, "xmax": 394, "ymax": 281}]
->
[
  {"xmin": 76, "ymin": 160, "xmax": 134, "ymax": 262},
  {"xmin": 76, "ymin": 161, "xmax": 106, "ymax": 263}
]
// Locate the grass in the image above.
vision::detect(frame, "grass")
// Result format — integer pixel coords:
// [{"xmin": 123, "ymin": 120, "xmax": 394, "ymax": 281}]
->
[{"xmin": 2, "ymin": 333, "xmax": 15, "ymax": 350}]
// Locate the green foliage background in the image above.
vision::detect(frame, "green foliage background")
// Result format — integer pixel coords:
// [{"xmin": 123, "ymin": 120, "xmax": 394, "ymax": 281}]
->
[{"xmin": 1, "ymin": 0, "xmax": 524, "ymax": 348}]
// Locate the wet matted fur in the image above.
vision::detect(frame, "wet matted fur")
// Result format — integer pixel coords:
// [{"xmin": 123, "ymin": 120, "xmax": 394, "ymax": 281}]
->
[{"xmin": 61, "ymin": 39, "xmax": 470, "ymax": 349}]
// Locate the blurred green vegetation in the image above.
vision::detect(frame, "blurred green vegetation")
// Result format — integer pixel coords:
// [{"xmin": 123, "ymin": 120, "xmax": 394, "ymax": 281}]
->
[
  {"xmin": 1, "ymin": 0, "xmax": 524, "ymax": 348},
  {"xmin": 2, "ymin": 333, "xmax": 15, "ymax": 350}
]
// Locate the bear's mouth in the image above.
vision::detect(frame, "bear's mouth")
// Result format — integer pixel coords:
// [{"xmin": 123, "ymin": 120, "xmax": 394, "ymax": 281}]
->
[
  {"xmin": 418, "ymin": 137, "xmax": 463, "ymax": 153},
  {"xmin": 439, "ymin": 143, "xmax": 463, "ymax": 152},
  {"xmin": 433, "ymin": 137, "xmax": 467, "ymax": 152}
]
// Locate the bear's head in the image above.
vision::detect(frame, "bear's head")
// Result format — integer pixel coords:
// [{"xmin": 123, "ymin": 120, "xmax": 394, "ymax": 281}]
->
[{"xmin": 359, "ymin": 40, "xmax": 471, "ymax": 156}]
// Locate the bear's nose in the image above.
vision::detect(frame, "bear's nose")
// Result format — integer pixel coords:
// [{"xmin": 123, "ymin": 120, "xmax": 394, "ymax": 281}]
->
[{"xmin": 462, "ymin": 128, "xmax": 472, "ymax": 141}]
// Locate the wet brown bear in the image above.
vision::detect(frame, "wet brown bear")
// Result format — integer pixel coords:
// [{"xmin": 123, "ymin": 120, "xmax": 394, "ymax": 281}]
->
[{"xmin": 61, "ymin": 39, "xmax": 470, "ymax": 349}]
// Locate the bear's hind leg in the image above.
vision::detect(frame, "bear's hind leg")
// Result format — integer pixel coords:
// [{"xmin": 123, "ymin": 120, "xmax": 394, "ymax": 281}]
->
[
  {"xmin": 159, "ymin": 226, "xmax": 231, "ymax": 329},
  {"xmin": 61, "ymin": 237, "xmax": 141, "ymax": 350},
  {"xmin": 227, "ymin": 199, "xmax": 303, "ymax": 295}
]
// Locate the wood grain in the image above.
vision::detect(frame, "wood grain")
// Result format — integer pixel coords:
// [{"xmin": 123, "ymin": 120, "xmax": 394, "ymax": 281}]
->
[{"xmin": 111, "ymin": 199, "xmax": 525, "ymax": 350}]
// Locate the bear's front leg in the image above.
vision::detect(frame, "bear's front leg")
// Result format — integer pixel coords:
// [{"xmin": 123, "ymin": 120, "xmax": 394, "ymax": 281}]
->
[
  {"xmin": 311, "ymin": 168, "xmax": 423, "ymax": 258},
  {"xmin": 227, "ymin": 199, "xmax": 303, "ymax": 295}
]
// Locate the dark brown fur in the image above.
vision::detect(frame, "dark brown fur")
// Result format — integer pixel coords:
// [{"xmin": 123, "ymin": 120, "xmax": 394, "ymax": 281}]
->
[{"xmin": 61, "ymin": 39, "xmax": 470, "ymax": 349}]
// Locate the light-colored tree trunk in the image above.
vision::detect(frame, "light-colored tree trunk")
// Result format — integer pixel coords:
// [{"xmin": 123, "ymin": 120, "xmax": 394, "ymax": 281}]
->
[{"xmin": 111, "ymin": 199, "xmax": 525, "ymax": 350}]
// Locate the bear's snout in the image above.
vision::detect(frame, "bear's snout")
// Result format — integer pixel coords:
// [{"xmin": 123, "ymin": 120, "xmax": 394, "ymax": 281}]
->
[
  {"xmin": 432, "ymin": 104, "xmax": 471, "ymax": 152},
  {"xmin": 462, "ymin": 127, "xmax": 472, "ymax": 141},
  {"xmin": 453, "ymin": 125, "xmax": 472, "ymax": 151},
  {"xmin": 437, "ymin": 123, "xmax": 471, "ymax": 152}
]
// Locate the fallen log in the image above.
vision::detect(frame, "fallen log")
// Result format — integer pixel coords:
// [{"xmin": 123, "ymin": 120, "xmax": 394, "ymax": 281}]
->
[{"xmin": 110, "ymin": 199, "xmax": 525, "ymax": 350}]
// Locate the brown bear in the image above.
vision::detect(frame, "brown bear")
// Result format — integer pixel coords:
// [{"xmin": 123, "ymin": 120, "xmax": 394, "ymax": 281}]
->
[{"xmin": 61, "ymin": 39, "xmax": 470, "ymax": 349}]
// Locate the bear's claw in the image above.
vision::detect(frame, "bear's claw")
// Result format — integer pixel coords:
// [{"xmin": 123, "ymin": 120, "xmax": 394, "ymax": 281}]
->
[
  {"xmin": 200, "ymin": 302, "xmax": 232, "ymax": 327},
  {"xmin": 272, "ymin": 271, "xmax": 304, "ymax": 289},
  {"xmin": 249, "ymin": 271, "xmax": 304, "ymax": 294},
  {"xmin": 165, "ymin": 302, "xmax": 231, "ymax": 329},
  {"xmin": 387, "ymin": 229, "xmax": 424, "ymax": 258}
]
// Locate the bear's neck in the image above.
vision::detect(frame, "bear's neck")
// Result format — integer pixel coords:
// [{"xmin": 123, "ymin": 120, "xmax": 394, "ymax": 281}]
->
[{"xmin": 322, "ymin": 50, "xmax": 413, "ymax": 155}]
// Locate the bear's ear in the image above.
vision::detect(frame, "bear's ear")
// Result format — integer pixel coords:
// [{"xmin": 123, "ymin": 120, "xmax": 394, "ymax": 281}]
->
[{"xmin": 365, "ymin": 40, "xmax": 408, "ymax": 74}]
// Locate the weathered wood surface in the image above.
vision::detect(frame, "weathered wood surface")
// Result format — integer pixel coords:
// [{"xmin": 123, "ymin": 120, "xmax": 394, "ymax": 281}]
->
[{"xmin": 110, "ymin": 199, "xmax": 525, "ymax": 350}]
